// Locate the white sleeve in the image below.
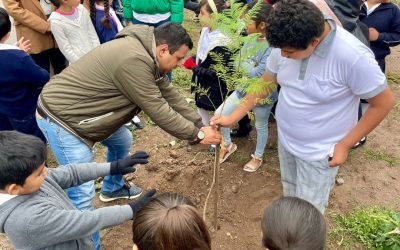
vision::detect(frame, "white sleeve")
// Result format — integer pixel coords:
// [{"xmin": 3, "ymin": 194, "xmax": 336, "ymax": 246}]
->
[
  {"xmin": 50, "ymin": 20, "xmax": 81, "ymax": 63},
  {"xmin": 347, "ymin": 51, "xmax": 387, "ymax": 99},
  {"xmin": 82, "ymin": 6, "xmax": 100, "ymax": 48},
  {"xmin": 265, "ymin": 48, "xmax": 281, "ymax": 76}
]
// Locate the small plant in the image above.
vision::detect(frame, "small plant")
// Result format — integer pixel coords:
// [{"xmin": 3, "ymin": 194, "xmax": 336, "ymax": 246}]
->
[
  {"xmin": 364, "ymin": 148, "xmax": 400, "ymax": 167},
  {"xmin": 331, "ymin": 206, "xmax": 400, "ymax": 249}
]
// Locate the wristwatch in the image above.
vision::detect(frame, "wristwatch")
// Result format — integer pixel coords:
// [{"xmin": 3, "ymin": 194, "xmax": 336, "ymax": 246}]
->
[{"xmin": 197, "ymin": 129, "xmax": 205, "ymax": 141}]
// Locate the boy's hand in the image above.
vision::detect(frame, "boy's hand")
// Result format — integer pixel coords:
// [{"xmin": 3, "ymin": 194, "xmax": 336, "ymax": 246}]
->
[
  {"xmin": 128, "ymin": 189, "xmax": 156, "ymax": 215},
  {"xmin": 369, "ymin": 28, "xmax": 379, "ymax": 41},
  {"xmin": 15, "ymin": 37, "xmax": 31, "ymax": 53},
  {"xmin": 110, "ymin": 151, "xmax": 149, "ymax": 175},
  {"xmin": 328, "ymin": 142, "xmax": 350, "ymax": 167}
]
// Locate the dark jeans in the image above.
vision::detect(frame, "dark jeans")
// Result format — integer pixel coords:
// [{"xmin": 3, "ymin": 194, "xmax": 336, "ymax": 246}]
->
[
  {"xmin": 31, "ymin": 48, "xmax": 67, "ymax": 74},
  {"xmin": 0, "ymin": 113, "xmax": 46, "ymax": 142}
]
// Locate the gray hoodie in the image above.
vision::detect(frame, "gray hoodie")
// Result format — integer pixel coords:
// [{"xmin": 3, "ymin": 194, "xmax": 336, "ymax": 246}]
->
[{"xmin": 0, "ymin": 163, "xmax": 133, "ymax": 250}]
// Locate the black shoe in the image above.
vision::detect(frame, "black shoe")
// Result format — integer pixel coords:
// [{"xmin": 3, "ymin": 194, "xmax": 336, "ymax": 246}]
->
[{"xmin": 230, "ymin": 125, "xmax": 252, "ymax": 138}]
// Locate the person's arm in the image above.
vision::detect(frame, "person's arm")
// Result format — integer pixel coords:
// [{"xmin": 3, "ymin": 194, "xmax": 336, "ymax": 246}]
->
[
  {"xmin": 47, "ymin": 152, "xmax": 149, "ymax": 189},
  {"xmin": 82, "ymin": 6, "xmax": 100, "ymax": 48},
  {"xmin": 50, "ymin": 20, "xmax": 81, "ymax": 63},
  {"xmin": 370, "ymin": 5, "xmax": 400, "ymax": 46},
  {"xmin": 2, "ymin": 0, "xmax": 50, "ymax": 34},
  {"xmin": 329, "ymin": 87, "xmax": 393, "ymax": 166},
  {"xmin": 15, "ymin": 52, "xmax": 50, "ymax": 87},
  {"xmin": 210, "ymin": 71, "xmax": 277, "ymax": 127},
  {"xmin": 241, "ymin": 47, "xmax": 271, "ymax": 78},
  {"xmin": 169, "ymin": 0, "xmax": 184, "ymax": 23},
  {"xmin": 158, "ymin": 77, "xmax": 204, "ymax": 128},
  {"xmin": 114, "ymin": 56, "xmax": 209, "ymax": 140}
]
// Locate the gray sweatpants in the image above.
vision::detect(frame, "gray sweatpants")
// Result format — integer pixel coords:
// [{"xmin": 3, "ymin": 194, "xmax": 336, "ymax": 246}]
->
[{"xmin": 278, "ymin": 141, "xmax": 339, "ymax": 214}]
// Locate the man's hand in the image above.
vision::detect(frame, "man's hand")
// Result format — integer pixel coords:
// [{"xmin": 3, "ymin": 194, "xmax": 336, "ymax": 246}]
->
[
  {"xmin": 110, "ymin": 151, "xmax": 149, "ymax": 175},
  {"xmin": 15, "ymin": 37, "xmax": 31, "ymax": 53},
  {"xmin": 328, "ymin": 142, "xmax": 351, "ymax": 167},
  {"xmin": 128, "ymin": 189, "xmax": 156, "ymax": 215},
  {"xmin": 200, "ymin": 126, "xmax": 222, "ymax": 145},
  {"xmin": 369, "ymin": 27, "xmax": 379, "ymax": 41},
  {"xmin": 210, "ymin": 115, "xmax": 235, "ymax": 128}
]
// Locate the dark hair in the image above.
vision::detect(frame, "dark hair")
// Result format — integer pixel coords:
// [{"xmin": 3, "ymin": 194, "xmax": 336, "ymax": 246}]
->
[
  {"xmin": 199, "ymin": 0, "xmax": 226, "ymax": 14},
  {"xmin": 89, "ymin": 0, "xmax": 111, "ymax": 29},
  {"xmin": 49, "ymin": 0, "xmax": 61, "ymax": 9},
  {"xmin": 0, "ymin": 131, "xmax": 47, "ymax": 189},
  {"xmin": 261, "ymin": 197, "xmax": 326, "ymax": 250},
  {"xmin": 154, "ymin": 22, "xmax": 193, "ymax": 54},
  {"xmin": 266, "ymin": 0, "xmax": 325, "ymax": 49},
  {"xmin": 0, "ymin": 7, "xmax": 11, "ymax": 40},
  {"xmin": 247, "ymin": 1, "xmax": 273, "ymax": 27},
  {"xmin": 132, "ymin": 193, "xmax": 211, "ymax": 250}
]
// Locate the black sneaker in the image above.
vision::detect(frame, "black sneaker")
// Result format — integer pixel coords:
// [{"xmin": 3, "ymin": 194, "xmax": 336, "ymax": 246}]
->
[
  {"xmin": 99, "ymin": 183, "xmax": 143, "ymax": 202},
  {"xmin": 351, "ymin": 136, "xmax": 367, "ymax": 149},
  {"xmin": 231, "ymin": 125, "xmax": 252, "ymax": 138}
]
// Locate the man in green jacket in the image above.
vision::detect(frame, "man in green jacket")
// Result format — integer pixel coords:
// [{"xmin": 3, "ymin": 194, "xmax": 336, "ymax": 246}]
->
[
  {"xmin": 36, "ymin": 23, "xmax": 221, "ymax": 249},
  {"xmin": 123, "ymin": 0, "xmax": 184, "ymax": 26}
]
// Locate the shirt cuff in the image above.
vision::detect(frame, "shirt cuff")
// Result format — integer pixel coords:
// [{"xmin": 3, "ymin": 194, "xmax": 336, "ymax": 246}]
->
[{"xmin": 358, "ymin": 80, "xmax": 387, "ymax": 100}]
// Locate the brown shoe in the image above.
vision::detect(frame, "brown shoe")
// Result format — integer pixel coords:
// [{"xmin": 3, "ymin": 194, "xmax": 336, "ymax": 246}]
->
[
  {"xmin": 243, "ymin": 154, "xmax": 263, "ymax": 172},
  {"xmin": 219, "ymin": 143, "xmax": 237, "ymax": 164}
]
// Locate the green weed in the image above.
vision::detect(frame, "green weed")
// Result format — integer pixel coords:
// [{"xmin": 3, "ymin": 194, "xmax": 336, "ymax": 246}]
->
[
  {"xmin": 331, "ymin": 207, "xmax": 400, "ymax": 250},
  {"xmin": 364, "ymin": 148, "xmax": 400, "ymax": 167}
]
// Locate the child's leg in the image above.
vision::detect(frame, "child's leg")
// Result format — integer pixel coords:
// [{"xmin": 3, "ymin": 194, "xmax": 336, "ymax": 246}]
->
[
  {"xmin": 252, "ymin": 104, "xmax": 273, "ymax": 158},
  {"xmin": 295, "ymin": 156, "xmax": 339, "ymax": 214},
  {"xmin": 215, "ymin": 91, "xmax": 241, "ymax": 147},
  {"xmin": 197, "ymin": 108, "xmax": 210, "ymax": 126},
  {"xmin": 278, "ymin": 140, "xmax": 298, "ymax": 197}
]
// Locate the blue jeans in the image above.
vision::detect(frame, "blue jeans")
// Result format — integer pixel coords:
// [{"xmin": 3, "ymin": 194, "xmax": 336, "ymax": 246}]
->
[
  {"xmin": 216, "ymin": 90, "xmax": 277, "ymax": 158},
  {"xmin": 37, "ymin": 117, "xmax": 132, "ymax": 249},
  {"xmin": 0, "ymin": 113, "xmax": 46, "ymax": 143}
]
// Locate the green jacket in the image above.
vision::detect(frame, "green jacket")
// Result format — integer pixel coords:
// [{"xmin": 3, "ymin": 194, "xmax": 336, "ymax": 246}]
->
[
  {"xmin": 122, "ymin": 0, "xmax": 184, "ymax": 23},
  {"xmin": 38, "ymin": 25, "xmax": 202, "ymax": 147}
]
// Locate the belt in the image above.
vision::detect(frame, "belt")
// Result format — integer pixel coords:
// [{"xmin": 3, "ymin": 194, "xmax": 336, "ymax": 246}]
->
[{"xmin": 36, "ymin": 108, "xmax": 48, "ymax": 119}]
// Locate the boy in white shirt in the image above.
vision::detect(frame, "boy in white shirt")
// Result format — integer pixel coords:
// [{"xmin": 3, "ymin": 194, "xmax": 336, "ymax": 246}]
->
[{"xmin": 211, "ymin": 0, "xmax": 393, "ymax": 213}]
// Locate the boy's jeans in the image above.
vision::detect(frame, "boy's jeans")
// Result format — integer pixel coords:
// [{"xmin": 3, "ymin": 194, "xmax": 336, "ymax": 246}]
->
[
  {"xmin": 37, "ymin": 117, "xmax": 132, "ymax": 249},
  {"xmin": 216, "ymin": 90, "xmax": 277, "ymax": 158},
  {"xmin": 278, "ymin": 140, "xmax": 339, "ymax": 214}
]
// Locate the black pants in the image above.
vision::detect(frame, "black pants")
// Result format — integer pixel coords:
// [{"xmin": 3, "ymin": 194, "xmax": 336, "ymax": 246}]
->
[
  {"xmin": 376, "ymin": 58, "xmax": 386, "ymax": 73},
  {"xmin": 0, "ymin": 113, "xmax": 46, "ymax": 142},
  {"xmin": 184, "ymin": 0, "xmax": 199, "ymax": 14},
  {"xmin": 31, "ymin": 48, "xmax": 67, "ymax": 74}
]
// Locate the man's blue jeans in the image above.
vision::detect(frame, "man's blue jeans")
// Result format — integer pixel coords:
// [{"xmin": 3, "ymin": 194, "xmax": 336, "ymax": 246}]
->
[
  {"xmin": 216, "ymin": 90, "xmax": 278, "ymax": 158},
  {"xmin": 37, "ymin": 117, "xmax": 132, "ymax": 249}
]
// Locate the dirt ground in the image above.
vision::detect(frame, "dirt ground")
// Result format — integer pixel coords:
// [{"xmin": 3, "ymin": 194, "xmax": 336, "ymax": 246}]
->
[{"xmin": 1, "ymin": 18, "xmax": 399, "ymax": 250}]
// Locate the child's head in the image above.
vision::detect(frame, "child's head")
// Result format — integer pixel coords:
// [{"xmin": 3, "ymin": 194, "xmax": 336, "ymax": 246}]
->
[
  {"xmin": 198, "ymin": 0, "xmax": 226, "ymax": 27},
  {"xmin": 89, "ymin": 0, "xmax": 111, "ymax": 29},
  {"xmin": 266, "ymin": 0, "xmax": 325, "ymax": 59},
  {"xmin": 245, "ymin": 2, "xmax": 273, "ymax": 35},
  {"xmin": 0, "ymin": 7, "xmax": 11, "ymax": 42},
  {"xmin": 0, "ymin": 131, "xmax": 48, "ymax": 195},
  {"xmin": 49, "ymin": 0, "xmax": 80, "ymax": 9},
  {"xmin": 132, "ymin": 193, "xmax": 211, "ymax": 250},
  {"xmin": 261, "ymin": 197, "xmax": 326, "ymax": 250}
]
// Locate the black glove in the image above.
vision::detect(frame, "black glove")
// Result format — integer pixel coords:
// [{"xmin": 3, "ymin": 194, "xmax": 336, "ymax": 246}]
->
[
  {"xmin": 129, "ymin": 189, "xmax": 157, "ymax": 215},
  {"xmin": 110, "ymin": 151, "xmax": 149, "ymax": 175}
]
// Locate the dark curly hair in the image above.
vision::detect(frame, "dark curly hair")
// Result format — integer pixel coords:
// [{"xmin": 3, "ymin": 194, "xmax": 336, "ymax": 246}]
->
[{"xmin": 266, "ymin": 0, "xmax": 325, "ymax": 50}]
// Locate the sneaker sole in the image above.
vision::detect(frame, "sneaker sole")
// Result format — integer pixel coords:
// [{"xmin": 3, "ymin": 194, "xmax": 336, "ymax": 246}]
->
[
  {"xmin": 220, "ymin": 144, "xmax": 237, "ymax": 164},
  {"xmin": 99, "ymin": 190, "xmax": 143, "ymax": 202}
]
